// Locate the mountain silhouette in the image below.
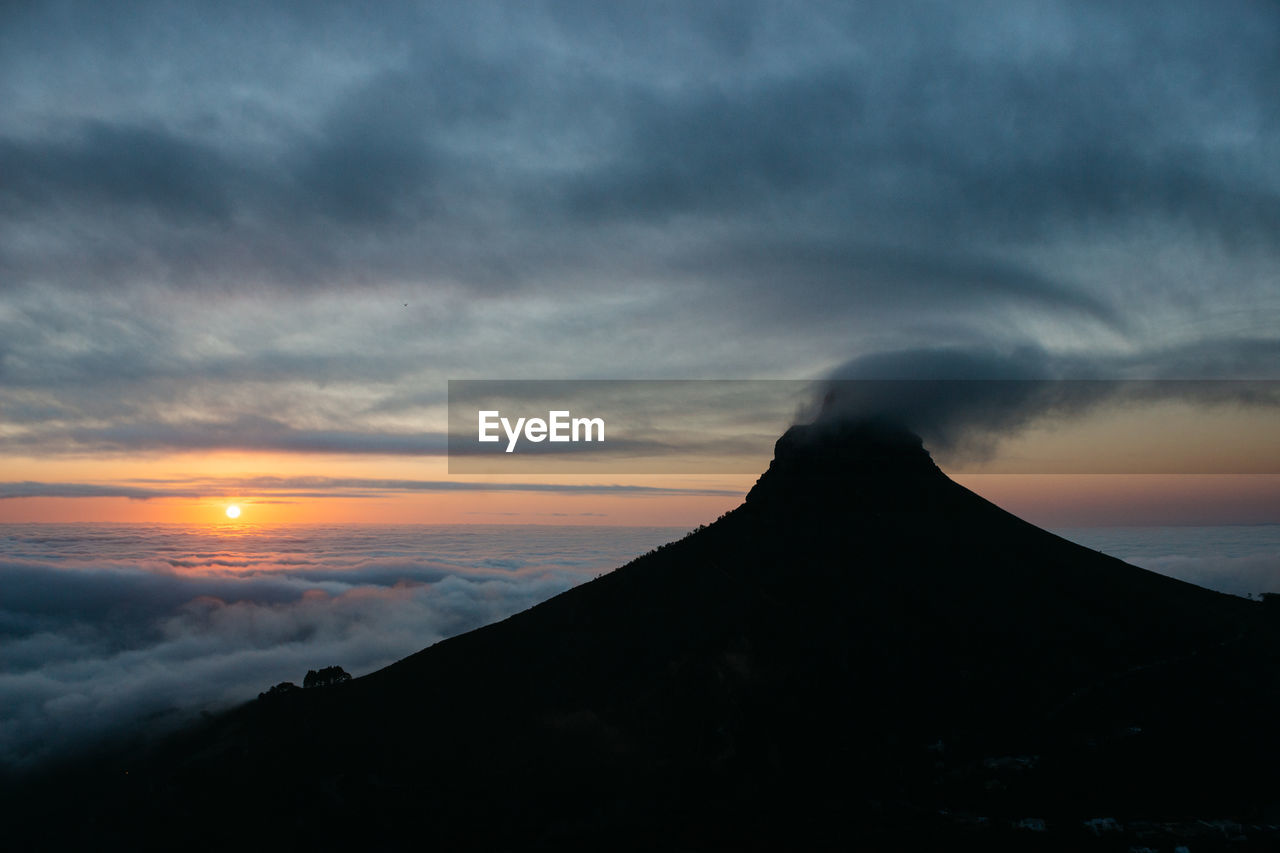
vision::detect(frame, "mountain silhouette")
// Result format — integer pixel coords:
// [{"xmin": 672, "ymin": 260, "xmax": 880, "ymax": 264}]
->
[{"xmin": 11, "ymin": 420, "xmax": 1280, "ymax": 850}]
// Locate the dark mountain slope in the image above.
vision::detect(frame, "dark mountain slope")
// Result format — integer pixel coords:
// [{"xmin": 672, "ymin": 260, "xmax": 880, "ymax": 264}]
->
[{"xmin": 11, "ymin": 421, "xmax": 1280, "ymax": 850}]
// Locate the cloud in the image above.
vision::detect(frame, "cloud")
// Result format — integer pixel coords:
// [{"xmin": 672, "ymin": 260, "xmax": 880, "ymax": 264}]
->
[
  {"xmin": 0, "ymin": 524, "xmax": 681, "ymax": 766},
  {"xmin": 0, "ymin": 483, "xmax": 196, "ymax": 500},
  {"xmin": 672, "ymin": 241, "xmax": 1121, "ymax": 330},
  {"xmin": 2, "ymin": 0, "xmax": 1278, "ymax": 470},
  {"xmin": 1140, "ymin": 553, "xmax": 1280, "ymax": 599},
  {"xmin": 1059, "ymin": 526, "xmax": 1280, "ymax": 599},
  {"xmin": 0, "ymin": 477, "xmax": 739, "ymax": 501},
  {"xmin": 66, "ymin": 418, "xmax": 449, "ymax": 456},
  {"xmin": 813, "ymin": 344, "xmax": 1280, "ymax": 460},
  {"xmin": 218, "ymin": 476, "xmax": 739, "ymax": 497},
  {"xmin": 3, "ymin": 1, "xmax": 1276, "ymax": 304},
  {"xmin": 0, "ymin": 120, "xmax": 241, "ymax": 222}
]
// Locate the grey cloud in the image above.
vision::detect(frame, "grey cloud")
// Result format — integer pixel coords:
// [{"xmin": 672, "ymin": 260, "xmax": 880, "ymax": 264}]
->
[
  {"xmin": 66, "ymin": 417, "xmax": 448, "ymax": 456},
  {"xmin": 816, "ymin": 344, "xmax": 1280, "ymax": 460},
  {"xmin": 0, "ymin": 415, "xmax": 447, "ymax": 457},
  {"xmin": 1059, "ymin": 526, "xmax": 1280, "ymax": 599},
  {"xmin": 288, "ymin": 36, "xmax": 532, "ymax": 227},
  {"xmin": 0, "ymin": 482, "xmax": 195, "ymax": 500},
  {"xmin": 0, "ymin": 121, "xmax": 240, "ymax": 222},
  {"xmin": 552, "ymin": 2, "xmax": 1280, "ymax": 250},
  {"xmin": 562, "ymin": 69, "xmax": 864, "ymax": 221},
  {"xmin": 815, "ymin": 345, "xmax": 1091, "ymax": 457},
  {"xmin": 0, "ymin": 559, "xmax": 305, "ymax": 631},
  {"xmin": 1106, "ymin": 337, "xmax": 1280, "ymax": 380},
  {"xmin": 674, "ymin": 242, "xmax": 1120, "ymax": 328},
  {"xmin": 1137, "ymin": 553, "xmax": 1280, "ymax": 600},
  {"xmin": 291, "ymin": 70, "xmax": 443, "ymax": 227},
  {"xmin": 220, "ymin": 476, "xmax": 739, "ymax": 497},
  {"xmin": 2, "ymin": 1, "xmax": 1275, "ymax": 301}
]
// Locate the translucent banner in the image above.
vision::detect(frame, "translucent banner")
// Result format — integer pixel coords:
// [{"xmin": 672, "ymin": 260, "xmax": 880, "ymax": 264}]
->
[{"xmin": 446, "ymin": 379, "xmax": 1280, "ymax": 474}]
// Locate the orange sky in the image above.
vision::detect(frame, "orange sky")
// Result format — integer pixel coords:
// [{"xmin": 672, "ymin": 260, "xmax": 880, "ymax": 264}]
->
[
  {"xmin": 4, "ymin": 453, "xmax": 1278, "ymax": 528},
  {"xmin": 0, "ymin": 492, "xmax": 741, "ymax": 526},
  {"xmin": 0, "ymin": 448, "xmax": 749, "ymax": 525},
  {"xmin": 3, "ymin": 402, "xmax": 1278, "ymax": 526}
]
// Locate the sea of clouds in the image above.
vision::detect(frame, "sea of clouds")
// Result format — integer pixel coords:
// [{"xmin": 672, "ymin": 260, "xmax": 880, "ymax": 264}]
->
[
  {"xmin": 1057, "ymin": 525, "xmax": 1280, "ymax": 600},
  {"xmin": 4, "ymin": 522, "xmax": 1277, "ymax": 769},
  {"xmin": 0, "ymin": 523, "xmax": 680, "ymax": 767}
]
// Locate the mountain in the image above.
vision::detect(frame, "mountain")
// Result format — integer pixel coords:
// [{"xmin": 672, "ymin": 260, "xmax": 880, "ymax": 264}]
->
[{"xmin": 11, "ymin": 421, "xmax": 1280, "ymax": 850}]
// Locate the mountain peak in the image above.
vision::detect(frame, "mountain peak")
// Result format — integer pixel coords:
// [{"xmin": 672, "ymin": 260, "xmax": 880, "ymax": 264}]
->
[
  {"xmin": 745, "ymin": 418, "xmax": 942, "ymax": 510},
  {"xmin": 774, "ymin": 417, "xmax": 931, "ymax": 467}
]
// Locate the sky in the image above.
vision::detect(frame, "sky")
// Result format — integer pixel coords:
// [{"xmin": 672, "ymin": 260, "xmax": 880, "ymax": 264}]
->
[{"xmin": 2, "ymin": 0, "xmax": 1279, "ymax": 525}]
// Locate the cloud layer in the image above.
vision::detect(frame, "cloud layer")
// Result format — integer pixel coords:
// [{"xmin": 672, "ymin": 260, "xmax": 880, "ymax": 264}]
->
[
  {"xmin": 0, "ymin": 523, "xmax": 680, "ymax": 766},
  {"xmin": 1059, "ymin": 525, "xmax": 1280, "ymax": 599}
]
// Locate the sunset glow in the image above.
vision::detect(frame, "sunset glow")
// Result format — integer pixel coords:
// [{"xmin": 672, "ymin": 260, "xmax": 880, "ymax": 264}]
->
[
  {"xmin": 0, "ymin": 3, "xmax": 1275, "ymax": 530},
  {"xmin": 225, "ymin": 505, "xmax": 241, "ymax": 519}
]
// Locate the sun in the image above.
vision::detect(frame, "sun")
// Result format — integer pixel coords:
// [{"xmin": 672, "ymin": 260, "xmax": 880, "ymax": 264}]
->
[{"xmin": 225, "ymin": 505, "xmax": 241, "ymax": 519}]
